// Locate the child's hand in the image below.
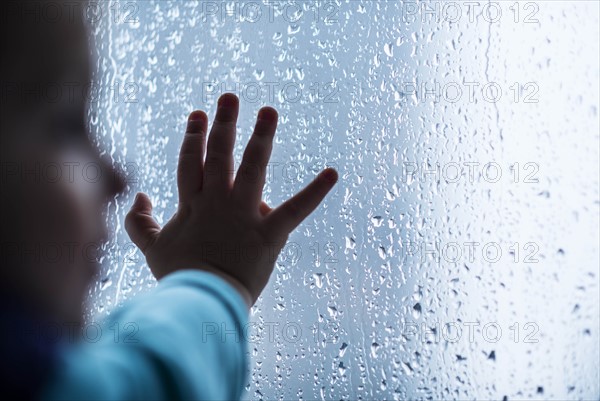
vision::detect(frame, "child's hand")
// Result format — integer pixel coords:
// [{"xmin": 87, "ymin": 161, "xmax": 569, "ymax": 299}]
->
[{"xmin": 125, "ymin": 93, "xmax": 338, "ymax": 307}]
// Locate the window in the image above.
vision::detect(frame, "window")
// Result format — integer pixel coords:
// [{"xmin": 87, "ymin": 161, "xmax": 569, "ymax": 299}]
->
[{"xmin": 89, "ymin": 1, "xmax": 599, "ymax": 399}]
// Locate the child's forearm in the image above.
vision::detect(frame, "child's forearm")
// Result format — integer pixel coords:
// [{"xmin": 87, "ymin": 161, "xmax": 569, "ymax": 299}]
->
[{"xmin": 41, "ymin": 269, "xmax": 249, "ymax": 401}]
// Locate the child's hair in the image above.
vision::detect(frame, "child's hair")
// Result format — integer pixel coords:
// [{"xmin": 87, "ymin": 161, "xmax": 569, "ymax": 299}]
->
[{"xmin": 1, "ymin": 0, "xmax": 89, "ymax": 131}]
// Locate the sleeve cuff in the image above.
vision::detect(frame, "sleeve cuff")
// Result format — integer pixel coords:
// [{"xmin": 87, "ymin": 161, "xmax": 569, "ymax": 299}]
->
[{"xmin": 157, "ymin": 269, "xmax": 249, "ymax": 327}]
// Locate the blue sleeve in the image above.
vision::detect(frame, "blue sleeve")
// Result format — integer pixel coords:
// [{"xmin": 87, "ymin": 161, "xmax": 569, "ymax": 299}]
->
[{"xmin": 40, "ymin": 270, "xmax": 249, "ymax": 401}]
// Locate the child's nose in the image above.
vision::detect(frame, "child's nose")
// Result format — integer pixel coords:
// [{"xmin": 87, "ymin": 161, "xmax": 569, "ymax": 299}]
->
[
  {"xmin": 98, "ymin": 156, "xmax": 127, "ymax": 198},
  {"xmin": 110, "ymin": 164, "xmax": 127, "ymax": 196}
]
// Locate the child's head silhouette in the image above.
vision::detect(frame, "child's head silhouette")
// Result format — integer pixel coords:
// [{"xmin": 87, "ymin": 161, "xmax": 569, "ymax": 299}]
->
[{"xmin": 1, "ymin": 0, "xmax": 125, "ymax": 326}]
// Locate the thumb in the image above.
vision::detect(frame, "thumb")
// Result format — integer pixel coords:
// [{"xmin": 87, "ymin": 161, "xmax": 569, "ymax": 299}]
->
[{"xmin": 125, "ymin": 192, "xmax": 161, "ymax": 254}]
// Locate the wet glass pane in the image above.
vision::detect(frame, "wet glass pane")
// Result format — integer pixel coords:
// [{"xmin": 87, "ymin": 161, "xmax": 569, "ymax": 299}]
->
[{"xmin": 88, "ymin": 1, "xmax": 599, "ymax": 399}]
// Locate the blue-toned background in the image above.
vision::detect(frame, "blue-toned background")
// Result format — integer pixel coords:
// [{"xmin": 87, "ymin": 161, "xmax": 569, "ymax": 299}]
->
[{"xmin": 86, "ymin": 1, "xmax": 599, "ymax": 399}]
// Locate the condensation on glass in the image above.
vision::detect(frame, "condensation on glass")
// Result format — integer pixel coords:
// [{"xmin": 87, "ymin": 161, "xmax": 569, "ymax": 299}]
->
[{"xmin": 87, "ymin": 1, "xmax": 599, "ymax": 400}]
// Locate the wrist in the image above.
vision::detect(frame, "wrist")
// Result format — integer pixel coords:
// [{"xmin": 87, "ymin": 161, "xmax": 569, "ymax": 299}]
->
[{"xmin": 198, "ymin": 266, "xmax": 253, "ymax": 311}]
